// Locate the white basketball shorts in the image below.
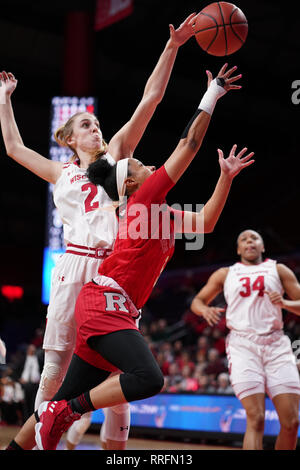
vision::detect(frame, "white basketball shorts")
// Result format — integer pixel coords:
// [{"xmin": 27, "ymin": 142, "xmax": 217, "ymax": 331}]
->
[
  {"xmin": 43, "ymin": 253, "xmax": 103, "ymax": 351},
  {"xmin": 226, "ymin": 330, "xmax": 300, "ymax": 399}
]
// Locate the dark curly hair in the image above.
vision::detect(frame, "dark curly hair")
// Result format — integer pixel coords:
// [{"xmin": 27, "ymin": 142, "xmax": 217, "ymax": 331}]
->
[{"xmin": 87, "ymin": 157, "xmax": 119, "ymax": 201}]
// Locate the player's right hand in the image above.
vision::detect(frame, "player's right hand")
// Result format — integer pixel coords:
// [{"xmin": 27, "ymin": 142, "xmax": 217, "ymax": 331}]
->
[
  {"xmin": 0, "ymin": 71, "xmax": 18, "ymax": 98},
  {"xmin": 201, "ymin": 306, "xmax": 225, "ymax": 326}
]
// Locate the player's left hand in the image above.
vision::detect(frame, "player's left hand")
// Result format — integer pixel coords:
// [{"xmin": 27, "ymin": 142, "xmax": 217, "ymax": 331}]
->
[
  {"xmin": 169, "ymin": 13, "xmax": 198, "ymax": 47},
  {"xmin": 218, "ymin": 144, "xmax": 255, "ymax": 179},
  {"xmin": 264, "ymin": 290, "xmax": 285, "ymax": 306},
  {"xmin": 206, "ymin": 63, "xmax": 242, "ymax": 91}
]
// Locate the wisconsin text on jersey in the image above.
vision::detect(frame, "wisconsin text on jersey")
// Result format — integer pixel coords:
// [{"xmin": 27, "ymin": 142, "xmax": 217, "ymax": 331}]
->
[{"xmin": 70, "ymin": 173, "xmax": 88, "ymax": 184}]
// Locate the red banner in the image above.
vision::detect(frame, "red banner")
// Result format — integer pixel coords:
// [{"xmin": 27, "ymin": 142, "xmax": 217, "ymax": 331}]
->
[{"xmin": 94, "ymin": 0, "xmax": 133, "ymax": 31}]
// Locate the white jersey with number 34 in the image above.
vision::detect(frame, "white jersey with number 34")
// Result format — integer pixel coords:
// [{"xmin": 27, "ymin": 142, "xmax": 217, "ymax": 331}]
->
[
  {"xmin": 224, "ymin": 259, "xmax": 284, "ymax": 335},
  {"xmin": 53, "ymin": 153, "xmax": 118, "ymax": 248}
]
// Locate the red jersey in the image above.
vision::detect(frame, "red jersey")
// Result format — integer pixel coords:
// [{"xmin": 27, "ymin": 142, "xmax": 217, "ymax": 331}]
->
[{"xmin": 98, "ymin": 165, "xmax": 183, "ymax": 309}]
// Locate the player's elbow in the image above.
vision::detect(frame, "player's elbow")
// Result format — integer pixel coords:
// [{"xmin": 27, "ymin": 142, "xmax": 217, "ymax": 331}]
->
[
  {"xmin": 144, "ymin": 89, "xmax": 163, "ymax": 106},
  {"xmin": 190, "ymin": 298, "xmax": 197, "ymax": 313},
  {"xmin": 190, "ymin": 297, "xmax": 201, "ymax": 314},
  {"xmin": 6, "ymin": 143, "xmax": 19, "ymax": 158},
  {"xmin": 204, "ymin": 220, "xmax": 216, "ymax": 233}
]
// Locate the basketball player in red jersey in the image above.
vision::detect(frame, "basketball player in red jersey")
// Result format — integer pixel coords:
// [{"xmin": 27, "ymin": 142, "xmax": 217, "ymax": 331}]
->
[
  {"xmin": 7, "ymin": 63, "xmax": 253, "ymax": 450},
  {"xmin": 190, "ymin": 229, "xmax": 300, "ymax": 450},
  {"xmin": 0, "ymin": 13, "xmax": 200, "ymax": 451}
]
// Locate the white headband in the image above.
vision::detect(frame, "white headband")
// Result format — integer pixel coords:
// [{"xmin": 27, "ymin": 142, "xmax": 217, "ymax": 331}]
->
[{"xmin": 116, "ymin": 158, "xmax": 129, "ymax": 201}]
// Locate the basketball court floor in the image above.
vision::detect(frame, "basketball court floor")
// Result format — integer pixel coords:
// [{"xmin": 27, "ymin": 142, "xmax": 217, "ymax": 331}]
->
[{"xmin": 0, "ymin": 424, "xmax": 240, "ymax": 450}]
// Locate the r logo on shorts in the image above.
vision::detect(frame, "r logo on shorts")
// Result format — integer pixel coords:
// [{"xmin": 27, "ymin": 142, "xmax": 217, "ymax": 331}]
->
[{"xmin": 104, "ymin": 292, "xmax": 130, "ymax": 313}]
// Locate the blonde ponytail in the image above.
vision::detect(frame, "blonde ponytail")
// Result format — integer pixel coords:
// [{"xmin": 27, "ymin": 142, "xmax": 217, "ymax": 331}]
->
[{"xmin": 54, "ymin": 125, "xmax": 68, "ymax": 147}]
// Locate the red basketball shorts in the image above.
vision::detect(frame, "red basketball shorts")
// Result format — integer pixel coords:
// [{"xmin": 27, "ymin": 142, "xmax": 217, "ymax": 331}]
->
[{"xmin": 74, "ymin": 281, "xmax": 139, "ymax": 371}]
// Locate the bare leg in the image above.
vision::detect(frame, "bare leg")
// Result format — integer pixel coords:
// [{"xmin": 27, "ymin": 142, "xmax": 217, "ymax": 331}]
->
[
  {"xmin": 89, "ymin": 374, "xmax": 127, "ymax": 409},
  {"xmin": 241, "ymin": 393, "xmax": 265, "ymax": 450},
  {"xmin": 14, "ymin": 414, "xmax": 38, "ymax": 450},
  {"xmin": 272, "ymin": 393, "xmax": 299, "ymax": 450},
  {"xmin": 106, "ymin": 439, "xmax": 127, "ymax": 450}
]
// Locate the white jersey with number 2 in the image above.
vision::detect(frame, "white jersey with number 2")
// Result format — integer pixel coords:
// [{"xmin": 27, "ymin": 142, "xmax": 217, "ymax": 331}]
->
[
  {"xmin": 53, "ymin": 153, "xmax": 118, "ymax": 248},
  {"xmin": 224, "ymin": 259, "xmax": 284, "ymax": 335}
]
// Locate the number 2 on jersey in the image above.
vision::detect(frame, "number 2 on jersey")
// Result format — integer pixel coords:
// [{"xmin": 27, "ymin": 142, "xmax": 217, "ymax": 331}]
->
[
  {"xmin": 82, "ymin": 183, "xmax": 99, "ymax": 213},
  {"xmin": 239, "ymin": 275, "xmax": 265, "ymax": 297}
]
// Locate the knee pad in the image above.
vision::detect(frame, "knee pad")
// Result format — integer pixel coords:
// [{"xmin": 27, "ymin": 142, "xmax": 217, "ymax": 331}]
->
[
  {"xmin": 109, "ymin": 402, "xmax": 130, "ymax": 415},
  {"xmin": 39, "ymin": 362, "xmax": 64, "ymax": 400},
  {"xmin": 121, "ymin": 367, "xmax": 164, "ymax": 402},
  {"xmin": 101, "ymin": 404, "xmax": 131, "ymax": 442},
  {"xmin": 66, "ymin": 412, "xmax": 92, "ymax": 446},
  {"xmin": 137, "ymin": 368, "xmax": 164, "ymax": 399}
]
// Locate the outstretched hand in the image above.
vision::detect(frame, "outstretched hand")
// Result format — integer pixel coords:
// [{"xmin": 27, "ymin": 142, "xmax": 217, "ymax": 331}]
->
[
  {"xmin": 206, "ymin": 63, "xmax": 242, "ymax": 91},
  {"xmin": 169, "ymin": 13, "xmax": 199, "ymax": 47},
  {"xmin": 218, "ymin": 144, "xmax": 255, "ymax": 179},
  {"xmin": 0, "ymin": 71, "xmax": 18, "ymax": 98}
]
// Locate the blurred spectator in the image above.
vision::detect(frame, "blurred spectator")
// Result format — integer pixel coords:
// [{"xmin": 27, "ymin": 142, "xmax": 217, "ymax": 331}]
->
[
  {"xmin": 165, "ymin": 362, "xmax": 182, "ymax": 392},
  {"xmin": 0, "ymin": 368, "xmax": 24, "ymax": 425},
  {"xmin": 30, "ymin": 327, "xmax": 45, "ymax": 349},
  {"xmin": 204, "ymin": 348, "xmax": 227, "ymax": 378},
  {"xmin": 150, "ymin": 318, "xmax": 169, "ymax": 342},
  {"xmin": 176, "ymin": 350, "xmax": 195, "ymax": 374},
  {"xmin": 173, "ymin": 340, "xmax": 184, "ymax": 359},
  {"xmin": 212, "ymin": 328, "xmax": 226, "ymax": 355},
  {"xmin": 216, "ymin": 373, "xmax": 234, "ymax": 394},
  {"xmin": 195, "ymin": 373, "xmax": 216, "ymax": 394},
  {"xmin": 196, "ymin": 335, "xmax": 210, "ymax": 355},
  {"xmin": 177, "ymin": 365, "xmax": 199, "ymax": 392},
  {"xmin": 155, "ymin": 351, "xmax": 171, "ymax": 376},
  {"xmin": 19, "ymin": 344, "xmax": 41, "ymax": 420}
]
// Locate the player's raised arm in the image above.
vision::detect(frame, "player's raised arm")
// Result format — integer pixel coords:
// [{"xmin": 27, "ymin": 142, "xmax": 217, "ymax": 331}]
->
[
  {"xmin": 0, "ymin": 72, "xmax": 62, "ymax": 184},
  {"xmin": 175, "ymin": 145, "xmax": 254, "ymax": 234},
  {"xmin": 107, "ymin": 13, "xmax": 198, "ymax": 161},
  {"xmin": 164, "ymin": 63, "xmax": 241, "ymax": 183}
]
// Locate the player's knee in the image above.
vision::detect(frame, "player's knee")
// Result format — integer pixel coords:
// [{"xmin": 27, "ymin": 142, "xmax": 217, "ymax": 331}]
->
[
  {"xmin": 246, "ymin": 409, "xmax": 265, "ymax": 431},
  {"xmin": 39, "ymin": 362, "xmax": 64, "ymax": 399},
  {"xmin": 136, "ymin": 366, "xmax": 164, "ymax": 398},
  {"xmin": 109, "ymin": 402, "xmax": 130, "ymax": 415},
  {"xmin": 280, "ymin": 415, "xmax": 299, "ymax": 434}
]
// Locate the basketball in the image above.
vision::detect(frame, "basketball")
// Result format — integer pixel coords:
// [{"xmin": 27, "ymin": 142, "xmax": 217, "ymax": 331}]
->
[{"xmin": 194, "ymin": 2, "xmax": 248, "ymax": 56}]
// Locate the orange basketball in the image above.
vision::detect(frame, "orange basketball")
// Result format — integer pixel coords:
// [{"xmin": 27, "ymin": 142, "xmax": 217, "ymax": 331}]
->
[{"xmin": 194, "ymin": 2, "xmax": 248, "ymax": 56}]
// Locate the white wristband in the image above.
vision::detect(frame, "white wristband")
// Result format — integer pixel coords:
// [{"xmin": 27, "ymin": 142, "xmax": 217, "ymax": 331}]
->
[{"xmin": 198, "ymin": 78, "xmax": 226, "ymax": 115}]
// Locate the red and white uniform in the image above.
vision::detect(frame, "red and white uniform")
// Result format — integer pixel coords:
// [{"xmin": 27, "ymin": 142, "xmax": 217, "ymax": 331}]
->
[
  {"xmin": 43, "ymin": 154, "xmax": 118, "ymax": 351},
  {"xmin": 75, "ymin": 165, "xmax": 183, "ymax": 369},
  {"xmin": 224, "ymin": 259, "xmax": 300, "ymax": 399}
]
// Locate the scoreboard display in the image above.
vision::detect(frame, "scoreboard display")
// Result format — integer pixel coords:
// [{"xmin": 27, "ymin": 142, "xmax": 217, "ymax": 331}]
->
[{"xmin": 42, "ymin": 96, "xmax": 97, "ymax": 304}]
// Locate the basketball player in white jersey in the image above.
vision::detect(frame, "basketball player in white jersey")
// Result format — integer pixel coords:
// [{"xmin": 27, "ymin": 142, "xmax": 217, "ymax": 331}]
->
[
  {"xmin": 191, "ymin": 229, "xmax": 300, "ymax": 450},
  {"xmin": 0, "ymin": 12, "xmax": 198, "ymax": 450}
]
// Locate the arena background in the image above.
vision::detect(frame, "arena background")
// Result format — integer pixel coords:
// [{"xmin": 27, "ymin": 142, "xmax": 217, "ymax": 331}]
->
[{"xmin": 0, "ymin": 0, "xmax": 300, "ymax": 452}]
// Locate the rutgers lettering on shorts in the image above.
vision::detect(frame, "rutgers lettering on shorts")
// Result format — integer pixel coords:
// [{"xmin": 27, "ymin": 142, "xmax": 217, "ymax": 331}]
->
[{"xmin": 103, "ymin": 292, "xmax": 140, "ymax": 320}]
